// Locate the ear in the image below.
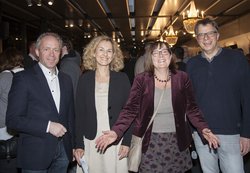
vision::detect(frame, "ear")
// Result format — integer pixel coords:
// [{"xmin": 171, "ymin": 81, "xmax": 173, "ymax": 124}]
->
[
  {"xmin": 195, "ymin": 36, "xmax": 199, "ymax": 42},
  {"xmin": 169, "ymin": 54, "xmax": 172, "ymax": 59},
  {"xmin": 216, "ymin": 33, "xmax": 220, "ymax": 41},
  {"xmin": 35, "ymin": 48, "xmax": 39, "ymax": 57}
]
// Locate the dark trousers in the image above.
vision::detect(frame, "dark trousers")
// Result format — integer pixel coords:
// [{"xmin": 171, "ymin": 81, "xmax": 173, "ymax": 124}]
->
[
  {"xmin": 22, "ymin": 141, "xmax": 69, "ymax": 173},
  {"xmin": 0, "ymin": 158, "xmax": 20, "ymax": 173}
]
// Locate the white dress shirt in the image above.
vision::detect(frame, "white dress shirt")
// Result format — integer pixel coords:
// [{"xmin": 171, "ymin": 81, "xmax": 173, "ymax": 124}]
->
[{"xmin": 39, "ymin": 63, "xmax": 60, "ymax": 132}]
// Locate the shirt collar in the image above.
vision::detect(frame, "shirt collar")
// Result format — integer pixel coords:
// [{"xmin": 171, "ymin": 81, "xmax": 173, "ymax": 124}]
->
[
  {"xmin": 29, "ymin": 53, "xmax": 38, "ymax": 61},
  {"xmin": 38, "ymin": 62, "xmax": 58, "ymax": 77},
  {"xmin": 201, "ymin": 47, "xmax": 222, "ymax": 62}
]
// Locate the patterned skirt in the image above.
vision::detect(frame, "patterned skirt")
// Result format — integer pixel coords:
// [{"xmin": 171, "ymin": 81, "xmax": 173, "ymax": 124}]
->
[{"xmin": 139, "ymin": 132, "xmax": 192, "ymax": 173}]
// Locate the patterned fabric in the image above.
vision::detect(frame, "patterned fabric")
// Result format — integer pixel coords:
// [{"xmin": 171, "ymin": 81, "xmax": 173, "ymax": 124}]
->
[{"xmin": 139, "ymin": 132, "xmax": 192, "ymax": 173}]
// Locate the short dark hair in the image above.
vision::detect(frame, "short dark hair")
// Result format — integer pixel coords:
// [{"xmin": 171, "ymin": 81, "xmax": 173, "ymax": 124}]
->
[
  {"xmin": 62, "ymin": 36, "xmax": 73, "ymax": 51},
  {"xmin": 173, "ymin": 46, "xmax": 184, "ymax": 60},
  {"xmin": 194, "ymin": 17, "xmax": 219, "ymax": 34},
  {"xmin": 28, "ymin": 41, "xmax": 36, "ymax": 48}
]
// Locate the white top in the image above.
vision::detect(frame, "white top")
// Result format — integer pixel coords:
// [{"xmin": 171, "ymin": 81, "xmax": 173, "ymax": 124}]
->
[
  {"xmin": 152, "ymin": 87, "xmax": 176, "ymax": 133},
  {"xmin": 76, "ymin": 82, "xmax": 128, "ymax": 173},
  {"xmin": 39, "ymin": 63, "xmax": 60, "ymax": 133}
]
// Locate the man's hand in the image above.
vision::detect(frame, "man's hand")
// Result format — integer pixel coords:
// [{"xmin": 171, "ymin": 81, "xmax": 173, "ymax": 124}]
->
[
  {"xmin": 240, "ymin": 137, "xmax": 250, "ymax": 156},
  {"xmin": 49, "ymin": 122, "xmax": 67, "ymax": 137}
]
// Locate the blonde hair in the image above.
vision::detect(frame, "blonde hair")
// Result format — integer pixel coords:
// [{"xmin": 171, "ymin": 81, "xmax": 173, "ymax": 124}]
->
[{"xmin": 81, "ymin": 35, "xmax": 124, "ymax": 71}]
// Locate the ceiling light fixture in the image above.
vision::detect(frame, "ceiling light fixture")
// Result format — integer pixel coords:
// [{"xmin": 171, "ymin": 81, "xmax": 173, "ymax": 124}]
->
[
  {"xmin": 165, "ymin": 25, "xmax": 178, "ymax": 46},
  {"xmin": 65, "ymin": 20, "xmax": 69, "ymax": 28},
  {"xmin": 69, "ymin": 20, "xmax": 74, "ymax": 27},
  {"xmin": 78, "ymin": 19, "xmax": 83, "ymax": 27},
  {"xmin": 48, "ymin": 0, "xmax": 54, "ymax": 5},
  {"xmin": 37, "ymin": 0, "xmax": 42, "ymax": 6},
  {"xmin": 182, "ymin": 1, "xmax": 204, "ymax": 34},
  {"xmin": 27, "ymin": 0, "xmax": 33, "ymax": 7}
]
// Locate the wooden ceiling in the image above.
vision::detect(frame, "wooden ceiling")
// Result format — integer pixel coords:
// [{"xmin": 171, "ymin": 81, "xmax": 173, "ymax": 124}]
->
[{"xmin": 1, "ymin": 0, "xmax": 250, "ymax": 50}]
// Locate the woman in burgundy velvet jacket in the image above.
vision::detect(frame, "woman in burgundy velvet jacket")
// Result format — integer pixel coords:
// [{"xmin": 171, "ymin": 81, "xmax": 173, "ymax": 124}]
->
[{"xmin": 96, "ymin": 41, "xmax": 219, "ymax": 173}]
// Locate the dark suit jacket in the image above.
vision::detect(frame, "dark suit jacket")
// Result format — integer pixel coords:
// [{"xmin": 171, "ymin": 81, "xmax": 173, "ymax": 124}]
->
[
  {"xmin": 112, "ymin": 70, "xmax": 208, "ymax": 153},
  {"xmin": 75, "ymin": 70, "xmax": 132, "ymax": 149},
  {"xmin": 23, "ymin": 55, "xmax": 37, "ymax": 69},
  {"xmin": 6, "ymin": 64, "xmax": 75, "ymax": 170}
]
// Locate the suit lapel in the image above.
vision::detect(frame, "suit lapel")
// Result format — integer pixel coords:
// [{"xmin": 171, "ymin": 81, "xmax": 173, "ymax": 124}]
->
[
  {"xmin": 58, "ymin": 72, "xmax": 65, "ymax": 115},
  {"xmin": 34, "ymin": 64, "xmax": 59, "ymax": 114},
  {"xmin": 171, "ymin": 71, "xmax": 177, "ymax": 110}
]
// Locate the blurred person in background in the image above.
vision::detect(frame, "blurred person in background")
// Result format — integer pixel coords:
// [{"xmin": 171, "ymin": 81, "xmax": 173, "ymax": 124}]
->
[
  {"xmin": 172, "ymin": 46, "xmax": 186, "ymax": 72},
  {"xmin": 23, "ymin": 41, "xmax": 38, "ymax": 69},
  {"xmin": 0, "ymin": 47, "xmax": 24, "ymax": 173},
  {"xmin": 59, "ymin": 37, "xmax": 82, "ymax": 99},
  {"xmin": 134, "ymin": 42, "xmax": 151, "ymax": 75}
]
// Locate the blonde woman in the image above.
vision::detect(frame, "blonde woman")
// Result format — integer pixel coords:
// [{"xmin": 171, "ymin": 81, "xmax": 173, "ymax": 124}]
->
[{"xmin": 74, "ymin": 35, "xmax": 132, "ymax": 173}]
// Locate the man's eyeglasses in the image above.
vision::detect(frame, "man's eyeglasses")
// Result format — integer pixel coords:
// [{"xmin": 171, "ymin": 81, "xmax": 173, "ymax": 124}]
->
[
  {"xmin": 152, "ymin": 49, "xmax": 170, "ymax": 57},
  {"xmin": 196, "ymin": 31, "xmax": 218, "ymax": 39}
]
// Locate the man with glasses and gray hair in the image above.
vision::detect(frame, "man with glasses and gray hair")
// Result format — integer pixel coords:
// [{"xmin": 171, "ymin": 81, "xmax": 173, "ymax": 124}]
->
[{"xmin": 186, "ymin": 17, "xmax": 250, "ymax": 173}]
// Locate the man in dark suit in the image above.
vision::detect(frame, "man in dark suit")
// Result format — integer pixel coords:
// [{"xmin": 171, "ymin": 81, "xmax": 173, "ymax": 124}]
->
[
  {"xmin": 6, "ymin": 32, "xmax": 75, "ymax": 173},
  {"xmin": 23, "ymin": 41, "xmax": 39, "ymax": 69},
  {"xmin": 172, "ymin": 46, "xmax": 186, "ymax": 72}
]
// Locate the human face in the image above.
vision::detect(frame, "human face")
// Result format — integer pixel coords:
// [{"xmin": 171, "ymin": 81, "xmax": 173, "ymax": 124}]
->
[
  {"xmin": 196, "ymin": 24, "xmax": 219, "ymax": 55},
  {"xmin": 151, "ymin": 44, "xmax": 171, "ymax": 70},
  {"xmin": 94, "ymin": 40, "xmax": 114, "ymax": 68},
  {"xmin": 35, "ymin": 35, "xmax": 61, "ymax": 70}
]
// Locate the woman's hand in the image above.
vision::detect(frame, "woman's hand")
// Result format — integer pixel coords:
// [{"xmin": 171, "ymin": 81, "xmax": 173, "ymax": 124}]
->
[
  {"xmin": 118, "ymin": 145, "xmax": 129, "ymax": 160},
  {"xmin": 202, "ymin": 128, "xmax": 220, "ymax": 149},
  {"xmin": 95, "ymin": 130, "xmax": 118, "ymax": 153},
  {"xmin": 74, "ymin": 148, "xmax": 84, "ymax": 165}
]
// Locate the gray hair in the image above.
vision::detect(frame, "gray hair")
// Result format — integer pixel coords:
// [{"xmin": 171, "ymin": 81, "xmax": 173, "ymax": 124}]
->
[{"xmin": 35, "ymin": 32, "xmax": 63, "ymax": 49}]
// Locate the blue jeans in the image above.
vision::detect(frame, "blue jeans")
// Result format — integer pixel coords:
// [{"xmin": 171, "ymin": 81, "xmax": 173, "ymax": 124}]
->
[
  {"xmin": 22, "ymin": 141, "xmax": 69, "ymax": 173},
  {"xmin": 193, "ymin": 132, "xmax": 244, "ymax": 173}
]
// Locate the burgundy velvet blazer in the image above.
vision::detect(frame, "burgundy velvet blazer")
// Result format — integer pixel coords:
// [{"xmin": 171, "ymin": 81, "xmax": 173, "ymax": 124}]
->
[{"xmin": 112, "ymin": 70, "xmax": 208, "ymax": 152}]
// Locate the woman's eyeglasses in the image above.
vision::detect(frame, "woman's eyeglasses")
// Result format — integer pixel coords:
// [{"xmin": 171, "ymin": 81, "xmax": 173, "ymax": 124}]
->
[{"xmin": 152, "ymin": 49, "xmax": 170, "ymax": 57}]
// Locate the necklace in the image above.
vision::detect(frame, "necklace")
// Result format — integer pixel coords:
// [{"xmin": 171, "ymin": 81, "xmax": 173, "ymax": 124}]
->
[{"xmin": 154, "ymin": 72, "xmax": 171, "ymax": 83}]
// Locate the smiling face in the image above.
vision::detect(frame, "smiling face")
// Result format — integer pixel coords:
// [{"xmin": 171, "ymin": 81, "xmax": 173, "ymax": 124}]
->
[
  {"xmin": 196, "ymin": 23, "xmax": 220, "ymax": 55},
  {"xmin": 35, "ymin": 35, "xmax": 61, "ymax": 70},
  {"xmin": 94, "ymin": 40, "xmax": 114, "ymax": 69},
  {"xmin": 151, "ymin": 44, "xmax": 172, "ymax": 70}
]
